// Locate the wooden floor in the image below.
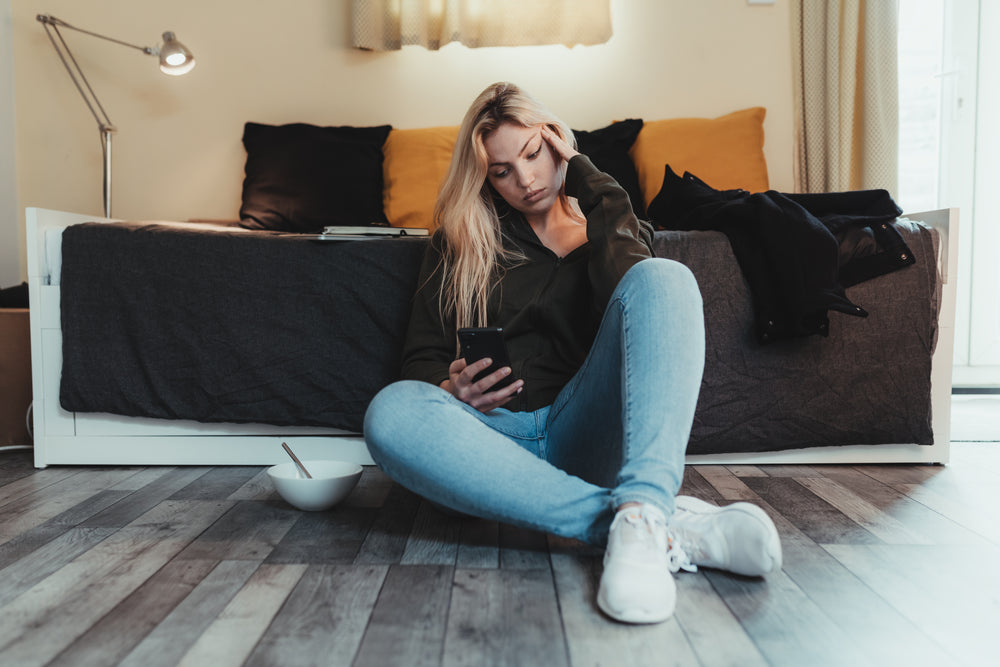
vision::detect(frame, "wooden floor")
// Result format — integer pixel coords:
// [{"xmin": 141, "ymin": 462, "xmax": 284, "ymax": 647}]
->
[{"xmin": 1, "ymin": 444, "xmax": 998, "ymax": 667}]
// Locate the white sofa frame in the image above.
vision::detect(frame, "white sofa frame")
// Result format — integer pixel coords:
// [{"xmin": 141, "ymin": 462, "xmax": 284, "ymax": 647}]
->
[{"xmin": 26, "ymin": 207, "xmax": 958, "ymax": 468}]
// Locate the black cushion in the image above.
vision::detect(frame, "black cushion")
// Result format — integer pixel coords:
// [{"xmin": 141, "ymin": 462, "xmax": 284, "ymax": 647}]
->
[
  {"xmin": 239, "ymin": 122, "xmax": 392, "ymax": 232},
  {"xmin": 573, "ymin": 119, "xmax": 646, "ymax": 218}
]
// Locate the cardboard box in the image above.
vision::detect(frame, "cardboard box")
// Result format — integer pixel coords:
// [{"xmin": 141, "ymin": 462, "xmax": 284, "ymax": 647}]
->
[{"xmin": 0, "ymin": 309, "xmax": 32, "ymax": 447}]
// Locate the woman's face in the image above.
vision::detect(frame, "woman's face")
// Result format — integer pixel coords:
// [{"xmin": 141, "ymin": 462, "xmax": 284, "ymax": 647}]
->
[{"xmin": 482, "ymin": 122, "xmax": 564, "ymax": 220}]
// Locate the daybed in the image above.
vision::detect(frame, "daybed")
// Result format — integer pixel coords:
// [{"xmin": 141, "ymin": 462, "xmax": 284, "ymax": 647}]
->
[{"xmin": 25, "ymin": 108, "xmax": 958, "ymax": 468}]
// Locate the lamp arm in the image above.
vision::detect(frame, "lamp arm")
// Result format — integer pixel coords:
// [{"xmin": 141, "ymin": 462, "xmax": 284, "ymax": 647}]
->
[
  {"xmin": 37, "ymin": 14, "xmax": 155, "ymax": 56},
  {"xmin": 37, "ymin": 15, "xmax": 122, "ymax": 217},
  {"xmin": 38, "ymin": 18, "xmax": 114, "ymax": 132}
]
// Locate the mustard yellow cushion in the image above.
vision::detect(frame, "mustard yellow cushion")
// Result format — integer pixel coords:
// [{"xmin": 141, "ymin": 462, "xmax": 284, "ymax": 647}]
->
[
  {"xmin": 629, "ymin": 107, "xmax": 769, "ymax": 208},
  {"xmin": 383, "ymin": 126, "xmax": 460, "ymax": 229}
]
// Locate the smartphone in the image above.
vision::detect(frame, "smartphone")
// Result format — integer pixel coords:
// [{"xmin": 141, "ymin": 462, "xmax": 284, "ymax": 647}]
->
[{"xmin": 457, "ymin": 327, "xmax": 514, "ymax": 389}]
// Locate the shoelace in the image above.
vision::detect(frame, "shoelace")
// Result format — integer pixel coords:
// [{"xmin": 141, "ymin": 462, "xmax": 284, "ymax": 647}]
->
[
  {"xmin": 611, "ymin": 507, "xmax": 697, "ymax": 573},
  {"xmin": 667, "ymin": 531, "xmax": 698, "ymax": 573},
  {"xmin": 613, "ymin": 509, "xmax": 668, "ymax": 552}
]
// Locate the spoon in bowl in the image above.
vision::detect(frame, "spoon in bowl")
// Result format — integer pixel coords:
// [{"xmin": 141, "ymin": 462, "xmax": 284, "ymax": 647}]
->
[{"xmin": 281, "ymin": 442, "xmax": 313, "ymax": 479}]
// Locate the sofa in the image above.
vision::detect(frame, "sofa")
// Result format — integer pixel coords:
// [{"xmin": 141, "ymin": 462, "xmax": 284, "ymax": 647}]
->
[{"xmin": 25, "ymin": 107, "xmax": 957, "ymax": 468}]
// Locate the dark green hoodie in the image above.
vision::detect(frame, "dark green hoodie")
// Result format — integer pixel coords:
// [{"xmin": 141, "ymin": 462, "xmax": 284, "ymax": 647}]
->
[{"xmin": 400, "ymin": 154, "xmax": 654, "ymax": 411}]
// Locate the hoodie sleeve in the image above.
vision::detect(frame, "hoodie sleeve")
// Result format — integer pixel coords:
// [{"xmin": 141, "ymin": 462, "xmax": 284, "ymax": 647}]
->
[
  {"xmin": 564, "ymin": 154, "xmax": 654, "ymax": 310},
  {"xmin": 399, "ymin": 233, "xmax": 455, "ymax": 387}
]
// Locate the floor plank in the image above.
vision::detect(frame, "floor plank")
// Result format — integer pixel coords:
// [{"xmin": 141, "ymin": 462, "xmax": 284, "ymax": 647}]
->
[
  {"xmin": 401, "ymin": 501, "xmax": 461, "ymax": 566},
  {"xmin": 353, "ymin": 483, "xmax": 421, "ymax": 565},
  {"xmin": 344, "ymin": 466, "xmax": 395, "ymax": 509},
  {"xmin": 0, "ymin": 467, "xmax": 149, "ymax": 545},
  {"xmin": 244, "ymin": 564, "xmax": 389, "ymax": 667},
  {"xmin": 498, "ymin": 523, "xmax": 551, "ymax": 570},
  {"xmin": 175, "ymin": 500, "xmax": 300, "ymax": 561},
  {"xmin": 442, "ymin": 568, "xmax": 569, "ymax": 667},
  {"xmin": 79, "ymin": 466, "xmax": 213, "ymax": 530},
  {"xmin": 48, "ymin": 558, "xmax": 221, "ymax": 667},
  {"xmin": 0, "ymin": 466, "xmax": 82, "ymax": 508},
  {"xmin": 823, "ymin": 543, "xmax": 1000, "ymax": 665},
  {"xmin": 227, "ymin": 469, "xmax": 277, "ymax": 502},
  {"xmin": 780, "ymin": 539, "xmax": 954, "ymax": 665},
  {"xmin": 176, "ymin": 563, "xmax": 308, "ymax": 667},
  {"xmin": 674, "ymin": 570, "xmax": 768, "ymax": 667},
  {"xmin": 741, "ymin": 475, "xmax": 883, "ymax": 545},
  {"xmin": 353, "ymin": 564, "xmax": 453, "ymax": 667},
  {"xmin": 792, "ymin": 475, "xmax": 932, "ymax": 545},
  {"xmin": 552, "ymin": 552, "xmax": 702, "ymax": 667},
  {"xmin": 117, "ymin": 559, "xmax": 261, "ymax": 667},
  {"xmin": 265, "ymin": 506, "xmax": 376, "ymax": 565},
  {"xmin": 821, "ymin": 465, "xmax": 988, "ymax": 545},
  {"xmin": 704, "ymin": 568, "xmax": 872, "ymax": 667},
  {"xmin": 0, "ymin": 487, "xmax": 129, "ymax": 573},
  {"xmin": 0, "ymin": 525, "xmax": 117, "ymax": 606},
  {"xmin": 169, "ymin": 467, "xmax": 264, "ymax": 501},
  {"xmin": 692, "ymin": 464, "xmax": 762, "ymax": 501},
  {"xmin": 456, "ymin": 517, "xmax": 500, "ymax": 569}
]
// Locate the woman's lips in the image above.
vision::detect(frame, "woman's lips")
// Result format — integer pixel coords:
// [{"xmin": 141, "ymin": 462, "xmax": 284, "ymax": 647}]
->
[{"xmin": 524, "ymin": 188, "xmax": 545, "ymax": 202}]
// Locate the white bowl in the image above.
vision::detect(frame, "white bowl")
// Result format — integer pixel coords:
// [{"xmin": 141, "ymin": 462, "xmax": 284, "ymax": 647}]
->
[{"xmin": 266, "ymin": 460, "xmax": 363, "ymax": 511}]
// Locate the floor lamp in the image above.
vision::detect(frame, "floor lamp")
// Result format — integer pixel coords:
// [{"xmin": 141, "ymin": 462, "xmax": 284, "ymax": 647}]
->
[{"xmin": 36, "ymin": 14, "xmax": 196, "ymax": 218}]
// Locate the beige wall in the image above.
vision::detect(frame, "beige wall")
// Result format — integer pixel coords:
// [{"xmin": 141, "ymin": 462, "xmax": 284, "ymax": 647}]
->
[
  {"xmin": 10, "ymin": 0, "xmax": 794, "ymax": 278},
  {"xmin": 2, "ymin": 0, "xmax": 19, "ymax": 287}
]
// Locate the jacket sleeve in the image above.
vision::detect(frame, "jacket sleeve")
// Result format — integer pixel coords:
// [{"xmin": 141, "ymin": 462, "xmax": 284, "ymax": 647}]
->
[
  {"xmin": 399, "ymin": 233, "xmax": 456, "ymax": 387},
  {"xmin": 564, "ymin": 154, "xmax": 654, "ymax": 310}
]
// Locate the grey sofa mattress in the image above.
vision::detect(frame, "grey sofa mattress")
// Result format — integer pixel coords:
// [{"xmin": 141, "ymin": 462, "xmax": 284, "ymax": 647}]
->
[
  {"xmin": 652, "ymin": 220, "xmax": 939, "ymax": 453},
  {"xmin": 58, "ymin": 220, "xmax": 939, "ymax": 454}
]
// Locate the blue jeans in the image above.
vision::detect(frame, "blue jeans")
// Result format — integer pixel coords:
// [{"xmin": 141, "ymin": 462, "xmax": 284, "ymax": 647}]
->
[{"xmin": 364, "ymin": 258, "xmax": 705, "ymax": 546}]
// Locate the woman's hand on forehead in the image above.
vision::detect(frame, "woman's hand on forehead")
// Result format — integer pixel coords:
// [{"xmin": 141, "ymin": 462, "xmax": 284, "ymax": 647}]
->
[{"xmin": 541, "ymin": 126, "xmax": 580, "ymax": 163}]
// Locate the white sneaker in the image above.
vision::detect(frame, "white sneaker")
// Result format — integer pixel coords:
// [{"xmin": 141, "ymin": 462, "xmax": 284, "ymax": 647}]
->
[
  {"xmin": 670, "ymin": 495, "xmax": 782, "ymax": 576},
  {"xmin": 597, "ymin": 504, "xmax": 677, "ymax": 624}
]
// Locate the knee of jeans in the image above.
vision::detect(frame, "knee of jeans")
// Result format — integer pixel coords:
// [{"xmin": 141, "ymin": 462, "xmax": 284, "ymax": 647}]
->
[
  {"xmin": 363, "ymin": 380, "xmax": 432, "ymax": 465},
  {"xmin": 620, "ymin": 258, "xmax": 702, "ymax": 304}
]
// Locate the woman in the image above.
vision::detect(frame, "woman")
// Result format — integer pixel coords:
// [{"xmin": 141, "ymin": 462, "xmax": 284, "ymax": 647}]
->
[{"xmin": 364, "ymin": 82, "xmax": 781, "ymax": 624}]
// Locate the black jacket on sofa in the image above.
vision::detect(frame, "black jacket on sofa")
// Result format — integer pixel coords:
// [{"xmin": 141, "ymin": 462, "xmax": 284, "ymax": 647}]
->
[{"xmin": 647, "ymin": 166, "xmax": 910, "ymax": 343}]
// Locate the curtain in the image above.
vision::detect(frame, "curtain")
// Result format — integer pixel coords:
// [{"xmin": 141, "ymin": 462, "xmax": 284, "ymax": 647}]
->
[
  {"xmin": 351, "ymin": 0, "xmax": 612, "ymax": 51},
  {"xmin": 792, "ymin": 1, "xmax": 898, "ymax": 194}
]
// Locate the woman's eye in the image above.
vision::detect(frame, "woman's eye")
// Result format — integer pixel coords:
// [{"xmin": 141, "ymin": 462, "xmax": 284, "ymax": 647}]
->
[
  {"xmin": 492, "ymin": 169, "xmax": 509, "ymax": 178},
  {"xmin": 528, "ymin": 148, "xmax": 541, "ymax": 159}
]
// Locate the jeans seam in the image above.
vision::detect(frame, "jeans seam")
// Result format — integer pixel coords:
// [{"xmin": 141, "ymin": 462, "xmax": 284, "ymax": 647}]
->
[
  {"xmin": 617, "ymin": 294, "xmax": 632, "ymax": 489},
  {"xmin": 447, "ymin": 396, "xmax": 538, "ymax": 441}
]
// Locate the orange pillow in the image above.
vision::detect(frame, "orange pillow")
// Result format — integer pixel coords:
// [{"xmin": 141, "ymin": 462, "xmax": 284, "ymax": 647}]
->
[
  {"xmin": 629, "ymin": 107, "xmax": 769, "ymax": 208},
  {"xmin": 383, "ymin": 126, "xmax": 460, "ymax": 229}
]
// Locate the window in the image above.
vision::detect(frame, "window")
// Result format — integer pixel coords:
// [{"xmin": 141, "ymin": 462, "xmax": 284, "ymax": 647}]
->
[
  {"xmin": 896, "ymin": 0, "xmax": 944, "ymax": 215},
  {"xmin": 899, "ymin": 0, "xmax": 1000, "ymax": 382}
]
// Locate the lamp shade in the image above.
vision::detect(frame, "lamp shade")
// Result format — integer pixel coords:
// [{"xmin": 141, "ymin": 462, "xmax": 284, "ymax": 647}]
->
[{"xmin": 158, "ymin": 32, "xmax": 195, "ymax": 75}]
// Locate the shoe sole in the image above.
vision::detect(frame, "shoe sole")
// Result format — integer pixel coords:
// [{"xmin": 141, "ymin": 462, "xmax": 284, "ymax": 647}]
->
[{"xmin": 674, "ymin": 495, "xmax": 782, "ymax": 576}]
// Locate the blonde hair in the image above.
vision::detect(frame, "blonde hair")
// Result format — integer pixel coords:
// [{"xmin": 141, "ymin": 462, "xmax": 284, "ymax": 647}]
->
[{"xmin": 434, "ymin": 82, "xmax": 578, "ymax": 331}]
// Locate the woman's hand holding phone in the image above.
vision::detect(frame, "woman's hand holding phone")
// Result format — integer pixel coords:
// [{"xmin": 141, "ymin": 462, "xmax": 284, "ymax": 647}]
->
[{"xmin": 443, "ymin": 356, "xmax": 523, "ymax": 413}]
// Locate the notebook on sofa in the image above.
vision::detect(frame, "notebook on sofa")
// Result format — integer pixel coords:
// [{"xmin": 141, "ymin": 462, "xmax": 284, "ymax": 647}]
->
[{"xmin": 316, "ymin": 225, "xmax": 429, "ymax": 240}]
